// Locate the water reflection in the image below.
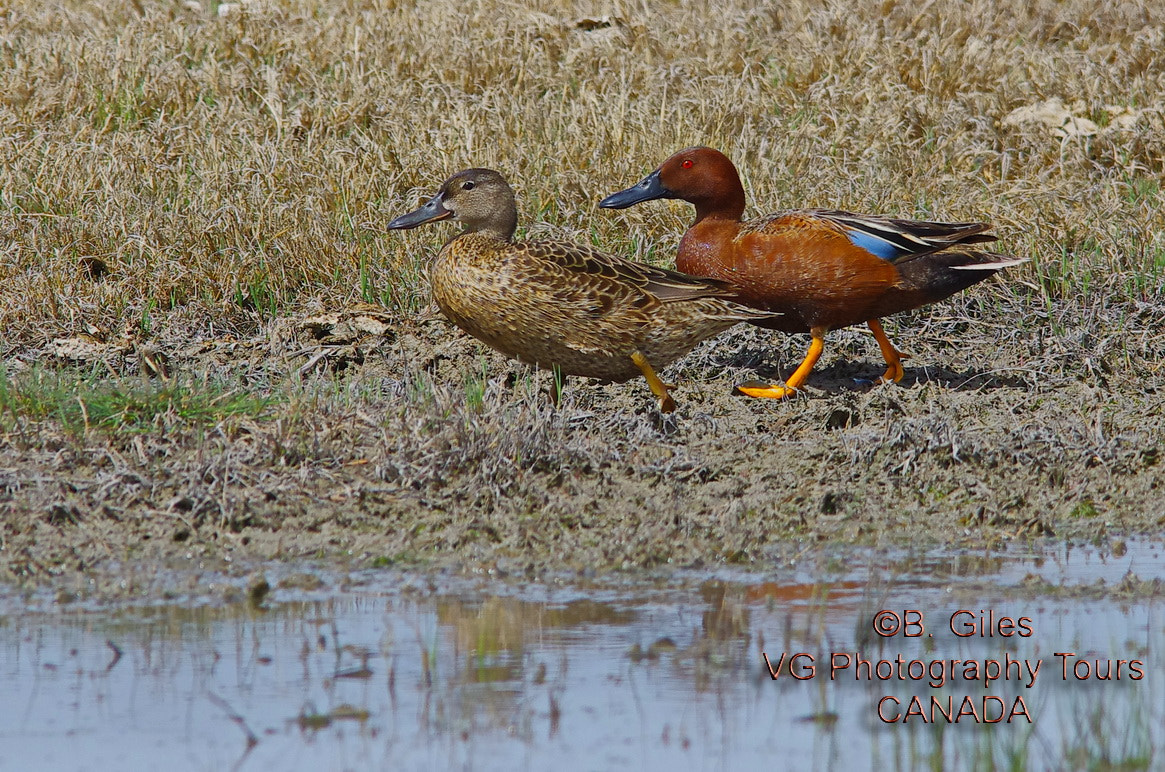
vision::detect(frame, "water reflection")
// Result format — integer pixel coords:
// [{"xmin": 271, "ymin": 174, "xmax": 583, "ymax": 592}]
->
[{"xmin": 0, "ymin": 541, "xmax": 1161, "ymax": 771}]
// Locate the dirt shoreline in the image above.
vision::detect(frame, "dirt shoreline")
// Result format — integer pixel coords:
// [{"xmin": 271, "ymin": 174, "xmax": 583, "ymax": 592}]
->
[{"xmin": 3, "ymin": 290, "xmax": 1163, "ymax": 603}]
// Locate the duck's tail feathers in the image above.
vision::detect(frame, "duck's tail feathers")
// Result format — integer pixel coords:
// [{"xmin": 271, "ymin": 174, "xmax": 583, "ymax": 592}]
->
[
  {"xmin": 949, "ymin": 254, "xmax": 1029, "ymax": 271},
  {"xmin": 722, "ymin": 305, "xmax": 782, "ymax": 323}
]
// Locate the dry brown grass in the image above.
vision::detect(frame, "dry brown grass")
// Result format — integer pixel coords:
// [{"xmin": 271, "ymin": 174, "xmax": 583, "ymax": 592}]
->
[
  {"xmin": 2, "ymin": 0, "xmax": 1164, "ymax": 345},
  {"xmin": 2, "ymin": 0, "xmax": 1164, "ymax": 589}
]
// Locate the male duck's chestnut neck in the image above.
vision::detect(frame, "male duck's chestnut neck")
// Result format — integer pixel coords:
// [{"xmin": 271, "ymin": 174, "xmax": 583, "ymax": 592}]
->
[{"xmin": 691, "ymin": 182, "xmax": 746, "ymax": 224}]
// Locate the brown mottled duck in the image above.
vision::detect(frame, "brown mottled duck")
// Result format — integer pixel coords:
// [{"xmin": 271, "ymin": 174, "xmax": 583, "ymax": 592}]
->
[{"xmin": 385, "ymin": 168, "xmax": 780, "ymax": 412}]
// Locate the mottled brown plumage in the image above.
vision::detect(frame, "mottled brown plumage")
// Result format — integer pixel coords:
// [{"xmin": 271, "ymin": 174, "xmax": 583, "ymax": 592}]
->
[{"xmin": 386, "ymin": 168, "xmax": 779, "ymax": 411}]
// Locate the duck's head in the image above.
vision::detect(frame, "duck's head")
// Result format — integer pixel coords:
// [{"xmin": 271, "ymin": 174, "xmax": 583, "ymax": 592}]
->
[
  {"xmin": 387, "ymin": 168, "xmax": 518, "ymax": 241},
  {"xmin": 599, "ymin": 147, "xmax": 745, "ymax": 221}
]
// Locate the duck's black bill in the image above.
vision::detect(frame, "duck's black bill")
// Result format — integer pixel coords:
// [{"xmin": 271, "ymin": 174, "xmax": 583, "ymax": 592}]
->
[
  {"xmin": 598, "ymin": 169, "xmax": 672, "ymax": 209},
  {"xmin": 386, "ymin": 192, "xmax": 452, "ymax": 229}
]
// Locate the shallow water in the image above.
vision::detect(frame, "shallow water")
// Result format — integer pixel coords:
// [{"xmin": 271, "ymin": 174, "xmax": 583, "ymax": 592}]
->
[{"xmin": 2, "ymin": 540, "xmax": 1162, "ymax": 771}]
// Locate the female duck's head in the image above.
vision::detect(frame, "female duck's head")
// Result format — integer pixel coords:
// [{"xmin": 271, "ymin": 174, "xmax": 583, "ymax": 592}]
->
[{"xmin": 387, "ymin": 168, "xmax": 518, "ymax": 240}]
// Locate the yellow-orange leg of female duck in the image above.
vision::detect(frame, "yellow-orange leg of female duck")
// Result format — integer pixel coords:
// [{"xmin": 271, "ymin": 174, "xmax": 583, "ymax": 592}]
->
[
  {"xmin": 867, "ymin": 319, "xmax": 910, "ymax": 384},
  {"xmin": 631, "ymin": 351, "xmax": 677, "ymax": 413}
]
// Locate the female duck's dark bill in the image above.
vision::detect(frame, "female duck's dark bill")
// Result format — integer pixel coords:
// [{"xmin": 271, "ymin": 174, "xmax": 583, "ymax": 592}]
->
[
  {"xmin": 386, "ymin": 191, "xmax": 452, "ymax": 230},
  {"xmin": 598, "ymin": 169, "xmax": 673, "ymax": 209}
]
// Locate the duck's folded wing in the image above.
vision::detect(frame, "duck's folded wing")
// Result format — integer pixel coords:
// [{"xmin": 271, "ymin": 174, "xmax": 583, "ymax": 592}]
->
[
  {"xmin": 742, "ymin": 209, "xmax": 997, "ymax": 263},
  {"xmin": 517, "ymin": 240, "xmax": 735, "ymax": 305}
]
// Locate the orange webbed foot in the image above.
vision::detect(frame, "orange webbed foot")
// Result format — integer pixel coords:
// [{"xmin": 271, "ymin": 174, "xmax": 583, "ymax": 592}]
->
[
  {"xmin": 877, "ymin": 353, "xmax": 910, "ymax": 384},
  {"xmin": 868, "ymin": 320, "xmax": 908, "ymax": 385},
  {"xmin": 737, "ymin": 327, "xmax": 827, "ymax": 401},
  {"xmin": 735, "ymin": 380, "xmax": 799, "ymax": 400}
]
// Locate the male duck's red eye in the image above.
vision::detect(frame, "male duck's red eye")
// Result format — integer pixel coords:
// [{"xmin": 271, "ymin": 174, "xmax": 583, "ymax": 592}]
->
[{"xmin": 681, "ymin": 159, "xmax": 694, "ymax": 169}]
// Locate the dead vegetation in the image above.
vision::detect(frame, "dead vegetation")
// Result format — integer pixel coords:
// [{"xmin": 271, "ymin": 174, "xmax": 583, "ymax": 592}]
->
[{"xmin": 1, "ymin": 0, "xmax": 1164, "ymax": 594}]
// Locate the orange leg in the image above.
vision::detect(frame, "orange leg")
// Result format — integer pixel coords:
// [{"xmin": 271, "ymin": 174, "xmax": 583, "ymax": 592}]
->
[
  {"xmin": 867, "ymin": 319, "xmax": 909, "ymax": 383},
  {"xmin": 631, "ymin": 351, "xmax": 677, "ymax": 413},
  {"xmin": 737, "ymin": 326, "xmax": 826, "ymax": 400}
]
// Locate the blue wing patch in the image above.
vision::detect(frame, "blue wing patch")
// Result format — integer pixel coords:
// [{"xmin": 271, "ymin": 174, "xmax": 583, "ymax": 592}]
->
[{"xmin": 844, "ymin": 228, "xmax": 904, "ymax": 261}]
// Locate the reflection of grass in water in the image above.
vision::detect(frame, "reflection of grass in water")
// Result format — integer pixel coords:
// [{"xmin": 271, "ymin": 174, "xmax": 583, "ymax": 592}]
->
[
  {"xmin": 13, "ymin": 563, "xmax": 1165, "ymax": 769},
  {"xmin": 878, "ymin": 671, "xmax": 1154, "ymax": 771},
  {"xmin": 854, "ymin": 558, "xmax": 1143, "ymax": 772},
  {"xmin": 956, "ymin": 718, "xmax": 1033, "ymax": 772},
  {"xmin": 880, "ymin": 712, "xmax": 1032, "ymax": 772},
  {"xmin": 1061, "ymin": 689, "xmax": 1152, "ymax": 771},
  {"xmin": 957, "ymin": 691, "xmax": 1152, "ymax": 772}
]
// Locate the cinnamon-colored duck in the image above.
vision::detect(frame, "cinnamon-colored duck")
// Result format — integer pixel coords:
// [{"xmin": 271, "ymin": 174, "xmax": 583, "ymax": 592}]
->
[
  {"xmin": 599, "ymin": 147, "xmax": 1027, "ymax": 399},
  {"xmin": 386, "ymin": 168, "xmax": 780, "ymax": 412}
]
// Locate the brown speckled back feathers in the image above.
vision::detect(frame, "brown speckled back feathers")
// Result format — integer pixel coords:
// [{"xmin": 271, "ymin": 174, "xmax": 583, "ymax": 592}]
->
[{"xmin": 387, "ymin": 168, "xmax": 779, "ymax": 408}]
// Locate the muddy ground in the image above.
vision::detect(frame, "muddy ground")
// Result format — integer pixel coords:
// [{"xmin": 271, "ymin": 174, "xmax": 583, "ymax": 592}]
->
[{"xmin": 1, "ymin": 284, "xmax": 1163, "ymax": 603}]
